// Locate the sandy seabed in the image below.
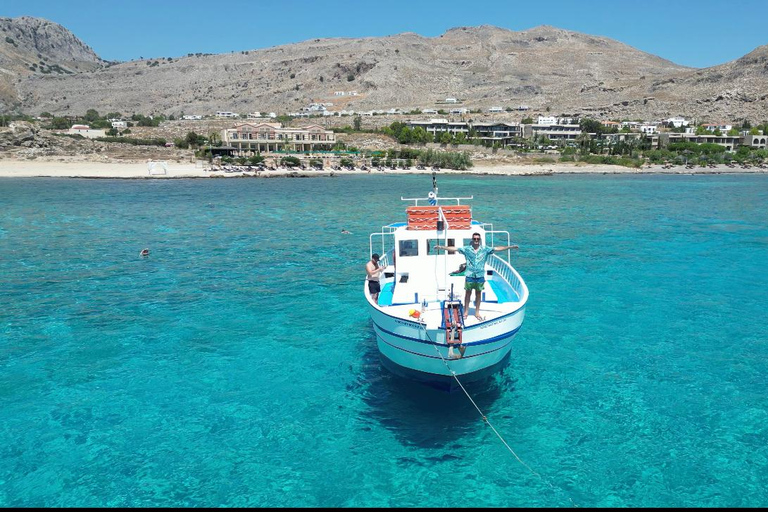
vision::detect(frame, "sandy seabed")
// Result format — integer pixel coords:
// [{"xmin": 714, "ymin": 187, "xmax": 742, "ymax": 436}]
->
[{"xmin": 1, "ymin": 158, "xmax": 766, "ymax": 179}]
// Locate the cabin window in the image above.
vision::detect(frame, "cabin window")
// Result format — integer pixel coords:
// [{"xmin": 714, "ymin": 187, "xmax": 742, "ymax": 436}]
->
[
  {"xmin": 398, "ymin": 239, "xmax": 419, "ymax": 257},
  {"xmin": 427, "ymin": 238, "xmax": 455, "ymax": 254}
]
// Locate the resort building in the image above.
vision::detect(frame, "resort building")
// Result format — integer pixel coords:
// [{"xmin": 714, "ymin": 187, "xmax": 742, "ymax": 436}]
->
[
  {"xmin": 221, "ymin": 122, "xmax": 336, "ymax": 155},
  {"xmin": 658, "ymin": 133, "xmax": 742, "ymax": 152},
  {"xmin": 743, "ymin": 133, "xmax": 767, "ymax": 149},
  {"xmin": 406, "ymin": 119, "xmax": 468, "ymax": 138},
  {"xmin": 404, "ymin": 120, "xmax": 522, "ymax": 147},
  {"xmin": 522, "ymin": 123, "xmax": 582, "ymax": 142},
  {"xmin": 216, "ymin": 111, "xmax": 239, "ymax": 118}
]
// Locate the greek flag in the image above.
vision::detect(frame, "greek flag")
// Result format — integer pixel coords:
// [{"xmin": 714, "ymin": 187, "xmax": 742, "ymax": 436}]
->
[{"xmin": 428, "ymin": 191, "xmax": 437, "ymax": 205}]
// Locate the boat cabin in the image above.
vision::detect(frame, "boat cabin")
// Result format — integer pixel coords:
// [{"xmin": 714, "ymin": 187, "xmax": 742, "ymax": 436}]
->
[{"xmin": 376, "ymin": 205, "xmax": 511, "ymax": 308}]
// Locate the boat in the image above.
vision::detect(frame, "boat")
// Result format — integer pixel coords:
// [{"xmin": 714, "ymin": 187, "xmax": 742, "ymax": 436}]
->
[{"xmin": 365, "ymin": 175, "xmax": 529, "ymax": 388}]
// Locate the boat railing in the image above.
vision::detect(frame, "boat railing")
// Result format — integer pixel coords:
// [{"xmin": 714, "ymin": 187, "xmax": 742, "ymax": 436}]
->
[
  {"xmin": 378, "ymin": 248, "xmax": 394, "ymax": 269},
  {"xmin": 488, "ymin": 254, "xmax": 527, "ymax": 301},
  {"xmin": 400, "ymin": 196, "xmax": 473, "ymax": 206},
  {"xmin": 482, "ymin": 228, "xmax": 513, "ymax": 258},
  {"xmin": 369, "ymin": 226, "xmax": 397, "ymax": 265}
]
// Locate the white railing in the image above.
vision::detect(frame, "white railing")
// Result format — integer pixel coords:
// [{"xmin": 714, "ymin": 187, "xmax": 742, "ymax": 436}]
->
[
  {"xmin": 488, "ymin": 254, "xmax": 526, "ymax": 301},
  {"xmin": 369, "ymin": 225, "xmax": 399, "ymax": 264}
]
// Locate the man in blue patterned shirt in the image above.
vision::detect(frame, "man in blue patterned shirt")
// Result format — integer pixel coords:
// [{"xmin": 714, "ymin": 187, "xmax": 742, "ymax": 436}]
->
[{"xmin": 435, "ymin": 233, "xmax": 518, "ymax": 321}]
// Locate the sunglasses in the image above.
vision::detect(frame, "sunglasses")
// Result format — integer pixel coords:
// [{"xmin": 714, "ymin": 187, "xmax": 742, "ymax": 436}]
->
[{"xmin": 472, "ymin": 237, "xmax": 481, "ymax": 241}]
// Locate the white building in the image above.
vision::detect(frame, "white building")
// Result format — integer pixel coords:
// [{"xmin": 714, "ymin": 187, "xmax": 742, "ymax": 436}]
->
[
  {"xmin": 444, "ymin": 98, "xmax": 458, "ymax": 104},
  {"xmin": 181, "ymin": 115, "xmax": 202, "ymax": 120},
  {"xmin": 111, "ymin": 121, "xmax": 127, "ymax": 129},
  {"xmin": 488, "ymin": 106, "xmax": 504, "ymax": 113},
  {"xmin": 537, "ymin": 116, "xmax": 558, "ymax": 126},
  {"xmin": 703, "ymin": 122, "xmax": 733, "ymax": 133},
  {"xmin": 621, "ymin": 121, "xmax": 641, "ymax": 130},
  {"xmin": 640, "ymin": 124, "xmax": 658, "ymax": 135},
  {"xmin": 667, "ymin": 117, "xmax": 689, "ymax": 128},
  {"xmin": 216, "ymin": 111, "xmax": 239, "ymax": 118},
  {"xmin": 67, "ymin": 125, "xmax": 107, "ymax": 139}
]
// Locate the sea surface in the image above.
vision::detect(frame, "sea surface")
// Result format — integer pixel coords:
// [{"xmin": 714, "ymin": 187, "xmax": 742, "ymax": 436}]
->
[{"xmin": 1, "ymin": 173, "xmax": 767, "ymax": 507}]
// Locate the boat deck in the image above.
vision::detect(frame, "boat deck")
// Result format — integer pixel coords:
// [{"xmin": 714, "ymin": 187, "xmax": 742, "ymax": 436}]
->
[{"xmin": 377, "ymin": 281, "xmax": 522, "ymax": 330}]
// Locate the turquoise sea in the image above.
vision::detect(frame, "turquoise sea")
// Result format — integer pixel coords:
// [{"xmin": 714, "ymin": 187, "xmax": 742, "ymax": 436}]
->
[{"xmin": 1, "ymin": 173, "xmax": 768, "ymax": 507}]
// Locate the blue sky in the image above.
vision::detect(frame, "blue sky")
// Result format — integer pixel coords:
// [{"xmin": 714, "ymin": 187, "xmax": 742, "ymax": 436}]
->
[{"xmin": 3, "ymin": 0, "xmax": 767, "ymax": 68}]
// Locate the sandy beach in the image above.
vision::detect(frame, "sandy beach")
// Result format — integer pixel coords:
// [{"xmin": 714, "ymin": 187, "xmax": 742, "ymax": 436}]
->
[{"xmin": 1, "ymin": 158, "xmax": 766, "ymax": 179}]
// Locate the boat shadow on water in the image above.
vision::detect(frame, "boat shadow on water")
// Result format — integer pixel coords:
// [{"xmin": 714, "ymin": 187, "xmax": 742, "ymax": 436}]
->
[{"xmin": 353, "ymin": 331, "xmax": 518, "ymax": 449}]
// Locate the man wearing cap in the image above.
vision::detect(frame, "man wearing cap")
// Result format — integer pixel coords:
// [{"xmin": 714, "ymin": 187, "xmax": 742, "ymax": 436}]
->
[{"xmin": 366, "ymin": 253, "xmax": 383, "ymax": 303}]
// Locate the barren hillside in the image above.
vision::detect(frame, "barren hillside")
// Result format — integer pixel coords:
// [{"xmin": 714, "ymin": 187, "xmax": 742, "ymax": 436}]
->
[{"xmin": 2, "ymin": 18, "xmax": 767, "ymax": 122}]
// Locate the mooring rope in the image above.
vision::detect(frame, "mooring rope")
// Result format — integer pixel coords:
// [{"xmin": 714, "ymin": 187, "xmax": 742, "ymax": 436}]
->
[{"xmin": 418, "ymin": 319, "xmax": 578, "ymax": 507}]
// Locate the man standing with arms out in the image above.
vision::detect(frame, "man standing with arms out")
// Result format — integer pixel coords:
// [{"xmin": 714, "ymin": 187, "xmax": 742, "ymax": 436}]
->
[
  {"xmin": 435, "ymin": 234, "xmax": 518, "ymax": 321},
  {"xmin": 366, "ymin": 253, "xmax": 382, "ymax": 303}
]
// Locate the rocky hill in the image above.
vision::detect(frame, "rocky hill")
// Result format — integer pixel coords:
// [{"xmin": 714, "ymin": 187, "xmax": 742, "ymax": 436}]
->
[
  {"xmin": 2, "ymin": 17, "xmax": 767, "ymax": 122},
  {"xmin": 0, "ymin": 16, "xmax": 105, "ymax": 111}
]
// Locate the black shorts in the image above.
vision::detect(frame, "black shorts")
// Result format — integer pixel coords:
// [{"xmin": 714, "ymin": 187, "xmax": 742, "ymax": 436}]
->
[{"xmin": 368, "ymin": 280, "xmax": 381, "ymax": 294}]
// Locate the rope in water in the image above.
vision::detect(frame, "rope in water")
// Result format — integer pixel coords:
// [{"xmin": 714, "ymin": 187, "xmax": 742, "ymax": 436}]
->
[{"xmin": 418, "ymin": 319, "xmax": 578, "ymax": 507}]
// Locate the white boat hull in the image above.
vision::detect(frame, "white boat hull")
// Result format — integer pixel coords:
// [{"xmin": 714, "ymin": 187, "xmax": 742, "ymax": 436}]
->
[{"xmin": 367, "ymin": 300, "xmax": 526, "ymax": 383}]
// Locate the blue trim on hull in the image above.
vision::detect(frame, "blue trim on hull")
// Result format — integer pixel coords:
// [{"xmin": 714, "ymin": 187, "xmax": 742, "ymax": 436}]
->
[
  {"xmin": 379, "ymin": 351, "xmax": 512, "ymax": 392},
  {"xmin": 376, "ymin": 329, "xmax": 516, "ymax": 360},
  {"xmin": 373, "ymin": 322, "xmax": 523, "ymax": 347}
]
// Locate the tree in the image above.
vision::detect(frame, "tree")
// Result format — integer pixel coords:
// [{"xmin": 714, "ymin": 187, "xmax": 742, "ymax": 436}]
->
[
  {"xmin": 353, "ymin": 116, "xmax": 362, "ymax": 131},
  {"xmin": 185, "ymin": 131, "xmax": 202, "ymax": 147},
  {"xmin": 575, "ymin": 133, "xmax": 592, "ymax": 155},
  {"xmin": 84, "ymin": 109, "xmax": 100, "ymax": 123},
  {"xmin": 439, "ymin": 131, "xmax": 453, "ymax": 144},
  {"xmin": 579, "ymin": 118, "xmax": 604, "ymax": 135},
  {"xmin": 412, "ymin": 127, "xmax": 432, "ymax": 144},
  {"xmin": 521, "ymin": 117, "xmax": 533, "ymax": 124},
  {"xmin": 50, "ymin": 117, "xmax": 71, "ymax": 129},
  {"xmin": 397, "ymin": 127, "xmax": 414, "ymax": 144}
]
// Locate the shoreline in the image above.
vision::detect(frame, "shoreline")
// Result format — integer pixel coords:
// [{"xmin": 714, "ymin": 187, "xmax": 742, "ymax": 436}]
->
[{"xmin": 0, "ymin": 158, "xmax": 766, "ymax": 179}]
